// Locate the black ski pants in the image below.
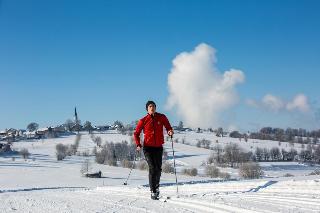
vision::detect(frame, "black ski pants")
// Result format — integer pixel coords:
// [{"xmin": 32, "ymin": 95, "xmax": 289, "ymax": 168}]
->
[{"xmin": 143, "ymin": 146, "xmax": 163, "ymax": 193}]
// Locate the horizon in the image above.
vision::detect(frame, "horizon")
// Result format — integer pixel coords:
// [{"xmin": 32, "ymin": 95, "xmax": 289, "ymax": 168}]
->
[
  {"xmin": 1, "ymin": 0, "xmax": 320, "ymax": 131},
  {"xmin": 1, "ymin": 110, "xmax": 320, "ymax": 133}
]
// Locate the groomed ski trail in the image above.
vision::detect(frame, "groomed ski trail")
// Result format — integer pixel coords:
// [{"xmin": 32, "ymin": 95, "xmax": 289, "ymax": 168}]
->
[{"xmin": 1, "ymin": 178, "xmax": 319, "ymax": 213}]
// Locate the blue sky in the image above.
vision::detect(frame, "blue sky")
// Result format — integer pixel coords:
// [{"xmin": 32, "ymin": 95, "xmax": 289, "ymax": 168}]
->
[{"xmin": 1, "ymin": 0, "xmax": 320, "ymax": 131}]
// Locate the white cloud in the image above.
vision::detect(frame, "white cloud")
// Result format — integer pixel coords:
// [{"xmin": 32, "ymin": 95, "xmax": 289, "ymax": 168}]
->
[
  {"xmin": 166, "ymin": 43, "xmax": 245, "ymax": 128},
  {"xmin": 247, "ymin": 93, "xmax": 310, "ymax": 114},
  {"xmin": 262, "ymin": 94, "xmax": 285, "ymax": 112},
  {"xmin": 286, "ymin": 94, "xmax": 310, "ymax": 113}
]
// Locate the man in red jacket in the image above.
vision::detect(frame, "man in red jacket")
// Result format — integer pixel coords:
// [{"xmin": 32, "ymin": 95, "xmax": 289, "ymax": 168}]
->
[{"xmin": 134, "ymin": 100, "xmax": 173, "ymax": 200}]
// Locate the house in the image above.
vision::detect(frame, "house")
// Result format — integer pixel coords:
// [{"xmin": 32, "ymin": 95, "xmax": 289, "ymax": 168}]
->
[
  {"xmin": 95, "ymin": 125, "xmax": 111, "ymax": 132},
  {"xmin": 17, "ymin": 129, "xmax": 26, "ymax": 136},
  {"xmin": 53, "ymin": 125, "xmax": 68, "ymax": 136},
  {"xmin": 7, "ymin": 128, "xmax": 17, "ymax": 137},
  {"xmin": 36, "ymin": 127, "xmax": 57, "ymax": 138},
  {"xmin": 0, "ymin": 130, "xmax": 7, "ymax": 137},
  {"xmin": 54, "ymin": 125, "xmax": 66, "ymax": 133},
  {"xmin": 36, "ymin": 127, "xmax": 49, "ymax": 135},
  {"xmin": 0, "ymin": 130, "xmax": 6, "ymax": 141},
  {"xmin": 172, "ymin": 126, "xmax": 192, "ymax": 132},
  {"xmin": 2, "ymin": 128, "xmax": 18, "ymax": 142},
  {"xmin": 25, "ymin": 131, "xmax": 38, "ymax": 139}
]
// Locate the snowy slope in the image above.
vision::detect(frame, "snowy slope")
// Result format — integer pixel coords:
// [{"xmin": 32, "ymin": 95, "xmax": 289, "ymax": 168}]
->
[
  {"xmin": 173, "ymin": 131, "xmax": 308, "ymax": 153},
  {"xmin": 1, "ymin": 178, "xmax": 320, "ymax": 213},
  {"xmin": 1, "ymin": 132, "xmax": 320, "ymax": 212}
]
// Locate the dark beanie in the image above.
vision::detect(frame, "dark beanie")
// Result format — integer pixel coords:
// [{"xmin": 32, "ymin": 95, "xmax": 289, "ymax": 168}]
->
[{"xmin": 146, "ymin": 100, "xmax": 156, "ymax": 110}]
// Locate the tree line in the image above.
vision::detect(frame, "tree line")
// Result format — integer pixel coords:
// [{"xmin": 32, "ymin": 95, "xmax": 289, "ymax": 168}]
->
[
  {"xmin": 209, "ymin": 143, "xmax": 320, "ymax": 167},
  {"xmin": 230, "ymin": 127, "xmax": 320, "ymax": 144}
]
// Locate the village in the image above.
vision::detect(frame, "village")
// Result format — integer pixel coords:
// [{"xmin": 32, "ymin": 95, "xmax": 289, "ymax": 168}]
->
[{"xmin": 0, "ymin": 108, "xmax": 113, "ymax": 153}]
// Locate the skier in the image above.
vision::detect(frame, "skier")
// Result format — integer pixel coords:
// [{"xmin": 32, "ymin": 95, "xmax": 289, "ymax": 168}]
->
[{"xmin": 134, "ymin": 100, "xmax": 174, "ymax": 200}]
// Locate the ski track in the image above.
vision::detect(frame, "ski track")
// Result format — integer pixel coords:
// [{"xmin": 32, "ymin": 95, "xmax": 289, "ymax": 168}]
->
[
  {"xmin": 2, "ymin": 132, "xmax": 320, "ymax": 212},
  {"xmin": 209, "ymin": 191, "xmax": 320, "ymax": 213},
  {"xmin": 231, "ymin": 193, "xmax": 320, "ymax": 207},
  {"xmin": 0, "ymin": 186, "xmax": 320, "ymax": 213},
  {"xmin": 1, "ymin": 183, "xmax": 320, "ymax": 213}
]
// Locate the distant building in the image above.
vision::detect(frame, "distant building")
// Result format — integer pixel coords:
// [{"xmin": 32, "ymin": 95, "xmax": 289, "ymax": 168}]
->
[
  {"xmin": 25, "ymin": 131, "xmax": 38, "ymax": 139},
  {"xmin": 36, "ymin": 127, "xmax": 56, "ymax": 138},
  {"xmin": 54, "ymin": 125, "xmax": 67, "ymax": 134},
  {"xmin": 173, "ymin": 126, "xmax": 192, "ymax": 132},
  {"xmin": 0, "ymin": 130, "xmax": 7, "ymax": 139},
  {"xmin": 95, "ymin": 125, "xmax": 111, "ymax": 131},
  {"xmin": 73, "ymin": 107, "xmax": 81, "ymax": 133},
  {"xmin": 7, "ymin": 128, "xmax": 17, "ymax": 137}
]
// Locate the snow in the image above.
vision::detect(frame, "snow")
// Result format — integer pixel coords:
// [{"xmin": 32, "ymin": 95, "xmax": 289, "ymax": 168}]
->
[
  {"xmin": 1, "ymin": 178, "xmax": 319, "ymax": 213},
  {"xmin": 1, "ymin": 131, "xmax": 320, "ymax": 212},
  {"xmin": 173, "ymin": 131, "xmax": 308, "ymax": 153},
  {"xmin": 37, "ymin": 128, "xmax": 50, "ymax": 132}
]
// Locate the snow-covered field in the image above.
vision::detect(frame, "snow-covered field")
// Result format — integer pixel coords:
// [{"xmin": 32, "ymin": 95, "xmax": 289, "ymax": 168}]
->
[{"xmin": 1, "ymin": 131, "xmax": 320, "ymax": 212}]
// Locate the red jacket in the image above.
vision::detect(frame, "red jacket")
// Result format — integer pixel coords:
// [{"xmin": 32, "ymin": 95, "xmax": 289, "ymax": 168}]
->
[{"xmin": 134, "ymin": 112, "xmax": 172, "ymax": 148}]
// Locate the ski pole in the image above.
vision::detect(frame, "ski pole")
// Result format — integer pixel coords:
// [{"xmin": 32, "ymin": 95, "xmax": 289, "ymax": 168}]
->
[
  {"xmin": 123, "ymin": 150, "xmax": 138, "ymax": 185},
  {"xmin": 170, "ymin": 135, "xmax": 179, "ymax": 196}
]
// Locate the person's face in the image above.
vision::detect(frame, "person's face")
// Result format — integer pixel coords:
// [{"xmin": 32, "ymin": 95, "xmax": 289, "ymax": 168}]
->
[{"xmin": 147, "ymin": 104, "xmax": 156, "ymax": 115}]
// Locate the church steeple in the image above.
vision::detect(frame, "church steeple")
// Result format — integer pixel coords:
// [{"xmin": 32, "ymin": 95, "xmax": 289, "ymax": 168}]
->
[{"xmin": 74, "ymin": 107, "xmax": 78, "ymax": 123}]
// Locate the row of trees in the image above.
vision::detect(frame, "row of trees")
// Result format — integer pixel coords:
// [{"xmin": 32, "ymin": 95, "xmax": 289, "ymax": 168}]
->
[
  {"xmin": 206, "ymin": 145, "xmax": 264, "ymax": 179},
  {"xmin": 229, "ymin": 127, "xmax": 320, "ymax": 144},
  {"xmin": 209, "ymin": 143, "xmax": 320, "ymax": 167},
  {"xmin": 258, "ymin": 127, "xmax": 320, "ymax": 138},
  {"xmin": 95, "ymin": 141, "xmax": 138, "ymax": 166},
  {"xmin": 255, "ymin": 145, "xmax": 320, "ymax": 164},
  {"xmin": 209, "ymin": 144, "xmax": 252, "ymax": 168}
]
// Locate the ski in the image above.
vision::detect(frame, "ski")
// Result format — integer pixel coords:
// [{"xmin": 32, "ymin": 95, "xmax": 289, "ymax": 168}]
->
[{"xmin": 158, "ymin": 196, "xmax": 171, "ymax": 202}]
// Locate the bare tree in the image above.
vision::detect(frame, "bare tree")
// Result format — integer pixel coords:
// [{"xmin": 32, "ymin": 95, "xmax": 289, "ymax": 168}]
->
[
  {"xmin": 287, "ymin": 148, "xmax": 297, "ymax": 161},
  {"xmin": 56, "ymin": 143, "xmax": 68, "ymax": 160},
  {"xmin": 314, "ymin": 145, "xmax": 320, "ymax": 164},
  {"xmin": 93, "ymin": 136, "xmax": 102, "ymax": 147},
  {"xmin": 206, "ymin": 165, "xmax": 220, "ymax": 178},
  {"xmin": 216, "ymin": 127, "xmax": 223, "ymax": 137},
  {"xmin": 113, "ymin": 120, "xmax": 124, "ymax": 130},
  {"xmin": 262, "ymin": 148, "xmax": 270, "ymax": 161},
  {"xmin": 162, "ymin": 161, "xmax": 174, "ymax": 173},
  {"xmin": 64, "ymin": 119, "xmax": 75, "ymax": 131},
  {"xmin": 68, "ymin": 134, "xmax": 81, "ymax": 155},
  {"xmin": 20, "ymin": 148, "xmax": 30, "ymax": 160},
  {"xmin": 223, "ymin": 143, "xmax": 241, "ymax": 167},
  {"xmin": 27, "ymin": 122, "xmax": 39, "ymax": 132},
  {"xmin": 212, "ymin": 145, "xmax": 223, "ymax": 164},
  {"xmin": 137, "ymin": 160, "xmax": 148, "ymax": 170},
  {"xmin": 270, "ymin": 147, "xmax": 281, "ymax": 161},
  {"xmin": 196, "ymin": 139, "xmax": 211, "ymax": 149},
  {"xmin": 178, "ymin": 121, "xmax": 184, "ymax": 130},
  {"xmin": 83, "ymin": 121, "xmax": 94, "ymax": 133},
  {"xmin": 239, "ymin": 162, "xmax": 263, "ymax": 179},
  {"xmin": 255, "ymin": 147, "xmax": 263, "ymax": 161},
  {"xmin": 182, "ymin": 168, "xmax": 198, "ymax": 176}
]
